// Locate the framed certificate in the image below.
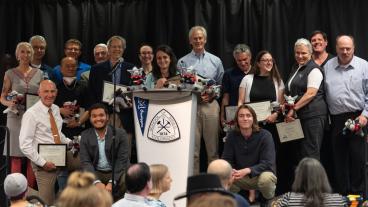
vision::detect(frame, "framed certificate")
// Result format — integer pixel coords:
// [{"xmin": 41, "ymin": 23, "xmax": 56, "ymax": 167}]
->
[
  {"xmin": 245, "ymin": 101, "xmax": 271, "ymax": 121},
  {"xmin": 102, "ymin": 81, "xmax": 129, "ymax": 103},
  {"xmin": 38, "ymin": 144, "xmax": 67, "ymax": 167},
  {"xmin": 225, "ymin": 106, "xmax": 237, "ymax": 121},
  {"xmin": 276, "ymin": 119, "xmax": 305, "ymax": 143},
  {"xmin": 25, "ymin": 93, "xmax": 40, "ymax": 110}
]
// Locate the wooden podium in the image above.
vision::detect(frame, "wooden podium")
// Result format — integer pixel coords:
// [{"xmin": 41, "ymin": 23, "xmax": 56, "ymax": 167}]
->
[{"xmin": 132, "ymin": 89, "xmax": 197, "ymax": 207}]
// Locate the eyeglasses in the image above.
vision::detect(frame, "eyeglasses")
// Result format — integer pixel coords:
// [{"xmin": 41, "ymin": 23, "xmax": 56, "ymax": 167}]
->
[
  {"xmin": 140, "ymin": 52, "xmax": 153, "ymax": 56},
  {"xmin": 260, "ymin": 59, "xmax": 273, "ymax": 63},
  {"xmin": 66, "ymin": 47, "xmax": 80, "ymax": 51}
]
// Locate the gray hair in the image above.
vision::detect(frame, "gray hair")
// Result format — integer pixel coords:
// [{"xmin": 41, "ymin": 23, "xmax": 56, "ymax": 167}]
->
[
  {"xmin": 188, "ymin": 26, "xmax": 207, "ymax": 40},
  {"xmin": 233, "ymin": 44, "xmax": 252, "ymax": 57},
  {"xmin": 15, "ymin": 42, "xmax": 34, "ymax": 61},
  {"xmin": 294, "ymin": 38, "xmax": 313, "ymax": 54},
  {"xmin": 29, "ymin": 35, "xmax": 47, "ymax": 46},
  {"xmin": 107, "ymin": 35, "xmax": 126, "ymax": 49},
  {"xmin": 93, "ymin": 43, "xmax": 108, "ymax": 55}
]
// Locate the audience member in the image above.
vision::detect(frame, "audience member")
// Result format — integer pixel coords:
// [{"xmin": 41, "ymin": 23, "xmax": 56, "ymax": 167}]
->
[
  {"xmin": 147, "ymin": 164, "xmax": 173, "ymax": 207},
  {"xmin": 29, "ymin": 35, "xmax": 53, "ymax": 79},
  {"xmin": 174, "ymin": 173, "xmax": 234, "ymax": 206},
  {"xmin": 145, "ymin": 45, "xmax": 179, "ymax": 89},
  {"xmin": 221, "ymin": 44, "xmax": 252, "ymax": 125},
  {"xmin": 19, "ymin": 80, "xmax": 72, "ymax": 205},
  {"xmin": 56, "ymin": 171, "xmax": 113, "ymax": 207},
  {"xmin": 207, "ymin": 159, "xmax": 250, "ymax": 207},
  {"xmin": 178, "ymin": 26, "xmax": 224, "ymax": 174},
  {"xmin": 222, "ymin": 105, "xmax": 276, "ymax": 205},
  {"xmin": 138, "ymin": 43, "xmax": 154, "ymax": 77},
  {"xmin": 324, "ymin": 35, "xmax": 368, "ymax": 195},
  {"xmin": 1, "ymin": 42, "xmax": 43, "ymax": 188},
  {"xmin": 310, "ymin": 30, "xmax": 334, "ymax": 67},
  {"xmin": 285, "ymin": 38, "xmax": 327, "ymax": 161},
  {"xmin": 4, "ymin": 173, "xmax": 42, "ymax": 207},
  {"xmin": 113, "ymin": 162, "xmax": 152, "ymax": 207},
  {"xmin": 188, "ymin": 194, "xmax": 237, "ymax": 207},
  {"xmin": 80, "ymin": 103, "xmax": 129, "ymax": 195},
  {"xmin": 81, "ymin": 43, "xmax": 109, "ymax": 81},
  {"xmin": 274, "ymin": 158, "xmax": 346, "ymax": 206},
  {"xmin": 52, "ymin": 38, "xmax": 91, "ymax": 84}
]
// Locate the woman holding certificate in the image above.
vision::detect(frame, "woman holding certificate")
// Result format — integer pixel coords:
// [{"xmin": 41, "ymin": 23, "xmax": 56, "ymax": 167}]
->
[
  {"xmin": 145, "ymin": 45, "xmax": 179, "ymax": 89},
  {"xmin": 0, "ymin": 42, "xmax": 43, "ymax": 188},
  {"xmin": 285, "ymin": 38, "xmax": 327, "ymax": 161},
  {"xmin": 238, "ymin": 50, "xmax": 286, "ymax": 195}
]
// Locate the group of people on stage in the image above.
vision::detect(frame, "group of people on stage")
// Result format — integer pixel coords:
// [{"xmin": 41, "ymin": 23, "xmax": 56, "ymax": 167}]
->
[{"xmin": 1, "ymin": 24, "xmax": 366, "ymax": 207}]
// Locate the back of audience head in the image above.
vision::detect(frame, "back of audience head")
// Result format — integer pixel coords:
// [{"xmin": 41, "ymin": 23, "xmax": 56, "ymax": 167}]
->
[
  {"xmin": 125, "ymin": 162, "xmax": 152, "ymax": 194},
  {"xmin": 207, "ymin": 159, "xmax": 233, "ymax": 190},
  {"xmin": 188, "ymin": 193, "xmax": 237, "ymax": 207},
  {"xmin": 4, "ymin": 173, "xmax": 28, "ymax": 202},
  {"xmin": 292, "ymin": 158, "xmax": 332, "ymax": 207},
  {"xmin": 56, "ymin": 171, "xmax": 112, "ymax": 207},
  {"xmin": 149, "ymin": 164, "xmax": 172, "ymax": 197}
]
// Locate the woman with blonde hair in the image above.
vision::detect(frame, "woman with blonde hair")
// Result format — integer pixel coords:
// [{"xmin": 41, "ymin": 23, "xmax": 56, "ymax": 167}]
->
[
  {"xmin": 56, "ymin": 171, "xmax": 113, "ymax": 207},
  {"xmin": 148, "ymin": 164, "xmax": 173, "ymax": 207}
]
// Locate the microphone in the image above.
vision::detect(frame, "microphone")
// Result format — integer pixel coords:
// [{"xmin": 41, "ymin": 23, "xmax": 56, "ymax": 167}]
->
[{"xmin": 109, "ymin": 57, "xmax": 124, "ymax": 76}]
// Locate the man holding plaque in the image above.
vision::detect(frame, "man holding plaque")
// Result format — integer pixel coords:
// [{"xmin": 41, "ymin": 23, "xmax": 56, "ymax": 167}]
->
[
  {"xmin": 324, "ymin": 35, "xmax": 368, "ymax": 195},
  {"xmin": 222, "ymin": 104, "xmax": 276, "ymax": 204},
  {"xmin": 178, "ymin": 26, "xmax": 224, "ymax": 174},
  {"xmin": 19, "ymin": 80, "xmax": 72, "ymax": 205},
  {"xmin": 80, "ymin": 103, "xmax": 129, "ymax": 196}
]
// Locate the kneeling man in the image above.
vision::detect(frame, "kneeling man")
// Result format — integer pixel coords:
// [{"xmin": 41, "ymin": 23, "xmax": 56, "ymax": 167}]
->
[
  {"xmin": 222, "ymin": 104, "xmax": 277, "ymax": 201},
  {"xmin": 80, "ymin": 103, "xmax": 129, "ymax": 195}
]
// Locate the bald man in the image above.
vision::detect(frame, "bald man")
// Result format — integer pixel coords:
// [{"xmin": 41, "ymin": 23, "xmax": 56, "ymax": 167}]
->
[
  {"xmin": 20, "ymin": 80, "xmax": 72, "ymax": 205},
  {"xmin": 207, "ymin": 159, "xmax": 250, "ymax": 207},
  {"xmin": 324, "ymin": 35, "xmax": 368, "ymax": 195}
]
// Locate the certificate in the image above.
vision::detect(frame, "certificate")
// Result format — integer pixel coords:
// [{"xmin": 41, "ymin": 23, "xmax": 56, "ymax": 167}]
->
[
  {"xmin": 245, "ymin": 101, "xmax": 271, "ymax": 121},
  {"xmin": 276, "ymin": 119, "xmax": 305, "ymax": 143},
  {"xmin": 25, "ymin": 93, "xmax": 40, "ymax": 110},
  {"xmin": 225, "ymin": 106, "xmax": 237, "ymax": 121},
  {"xmin": 38, "ymin": 144, "xmax": 67, "ymax": 167},
  {"xmin": 102, "ymin": 81, "xmax": 129, "ymax": 103}
]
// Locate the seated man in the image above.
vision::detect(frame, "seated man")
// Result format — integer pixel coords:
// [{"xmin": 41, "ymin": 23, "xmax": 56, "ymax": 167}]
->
[
  {"xmin": 80, "ymin": 103, "xmax": 129, "ymax": 195},
  {"xmin": 113, "ymin": 163, "xmax": 152, "ymax": 207},
  {"xmin": 222, "ymin": 104, "xmax": 277, "ymax": 204}
]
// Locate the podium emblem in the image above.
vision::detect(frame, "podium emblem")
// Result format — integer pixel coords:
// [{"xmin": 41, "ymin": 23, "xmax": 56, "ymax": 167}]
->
[{"xmin": 148, "ymin": 109, "xmax": 180, "ymax": 142}]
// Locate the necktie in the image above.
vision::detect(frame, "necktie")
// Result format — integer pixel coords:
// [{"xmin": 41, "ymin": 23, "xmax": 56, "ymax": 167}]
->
[{"xmin": 49, "ymin": 109, "xmax": 61, "ymax": 144}]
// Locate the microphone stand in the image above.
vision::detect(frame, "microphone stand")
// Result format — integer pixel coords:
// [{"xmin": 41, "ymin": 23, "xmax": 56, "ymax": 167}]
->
[{"xmin": 110, "ymin": 59, "xmax": 122, "ymax": 197}]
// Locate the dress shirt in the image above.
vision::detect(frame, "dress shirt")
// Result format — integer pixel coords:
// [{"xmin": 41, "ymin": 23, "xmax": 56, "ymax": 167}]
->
[
  {"xmin": 178, "ymin": 50, "xmax": 224, "ymax": 84},
  {"xmin": 19, "ymin": 100, "xmax": 71, "ymax": 167},
  {"xmin": 324, "ymin": 56, "xmax": 368, "ymax": 116},
  {"xmin": 95, "ymin": 129, "xmax": 112, "ymax": 171},
  {"xmin": 53, "ymin": 61, "xmax": 91, "ymax": 84},
  {"xmin": 113, "ymin": 193, "xmax": 151, "ymax": 207}
]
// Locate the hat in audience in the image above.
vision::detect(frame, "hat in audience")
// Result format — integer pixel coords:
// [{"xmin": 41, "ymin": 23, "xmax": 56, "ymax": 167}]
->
[
  {"xmin": 174, "ymin": 173, "xmax": 234, "ymax": 200},
  {"xmin": 4, "ymin": 173, "xmax": 28, "ymax": 197}
]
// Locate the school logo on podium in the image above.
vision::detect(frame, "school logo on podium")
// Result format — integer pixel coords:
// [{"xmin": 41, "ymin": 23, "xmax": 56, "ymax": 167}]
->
[{"xmin": 147, "ymin": 109, "xmax": 180, "ymax": 142}]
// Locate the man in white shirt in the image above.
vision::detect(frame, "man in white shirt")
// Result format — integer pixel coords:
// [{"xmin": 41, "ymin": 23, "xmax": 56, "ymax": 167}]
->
[{"xmin": 19, "ymin": 80, "xmax": 71, "ymax": 205}]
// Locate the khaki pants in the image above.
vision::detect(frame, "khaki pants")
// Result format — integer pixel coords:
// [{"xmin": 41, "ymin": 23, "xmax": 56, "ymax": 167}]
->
[
  {"xmin": 194, "ymin": 101, "xmax": 220, "ymax": 174},
  {"xmin": 230, "ymin": 171, "xmax": 277, "ymax": 199},
  {"xmin": 31, "ymin": 163, "xmax": 59, "ymax": 205}
]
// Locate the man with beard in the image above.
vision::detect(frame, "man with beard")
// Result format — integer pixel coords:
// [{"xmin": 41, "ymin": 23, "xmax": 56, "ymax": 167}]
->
[{"xmin": 80, "ymin": 103, "xmax": 129, "ymax": 195}]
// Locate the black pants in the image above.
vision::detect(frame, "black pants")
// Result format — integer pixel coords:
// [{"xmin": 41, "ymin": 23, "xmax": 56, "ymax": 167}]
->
[{"xmin": 330, "ymin": 112, "xmax": 365, "ymax": 195}]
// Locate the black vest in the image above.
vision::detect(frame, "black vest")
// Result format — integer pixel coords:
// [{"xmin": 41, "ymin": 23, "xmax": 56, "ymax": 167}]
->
[{"xmin": 286, "ymin": 60, "xmax": 327, "ymax": 119}]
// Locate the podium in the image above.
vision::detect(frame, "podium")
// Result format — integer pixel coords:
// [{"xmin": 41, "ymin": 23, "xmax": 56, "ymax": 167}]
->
[{"xmin": 132, "ymin": 89, "xmax": 197, "ymax": 207}]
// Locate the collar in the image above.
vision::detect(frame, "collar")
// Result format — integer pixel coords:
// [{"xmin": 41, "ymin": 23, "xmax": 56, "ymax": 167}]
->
[
  {"xmin": 38, "ymin": 100, "xmax": 54, "ymax": 114},
  {"xmin": 333, "ymin": 56, "xmax": 356, "ymax": 70},
  {"xmin": 124, "ymin": 193, "xmax": 147, "ymax": 202},
  {"xmin": 95, "ymin": 128, "xmax": 108, "ymax": 140},
  {"xmin": 190, "ymin": 50, "xmax": 206, "ymax": 58}
]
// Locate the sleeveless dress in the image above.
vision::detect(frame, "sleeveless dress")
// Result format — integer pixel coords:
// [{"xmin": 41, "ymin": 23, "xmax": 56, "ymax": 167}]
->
[{"xmin": 3, "ymin": 67, "xmax": 43, "ymax": 156}]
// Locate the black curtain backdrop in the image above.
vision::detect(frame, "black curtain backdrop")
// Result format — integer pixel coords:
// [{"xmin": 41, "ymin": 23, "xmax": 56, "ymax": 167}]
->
[{"xmin": 1, "ymin": 0, "xmax": 368, "ymax": 80}]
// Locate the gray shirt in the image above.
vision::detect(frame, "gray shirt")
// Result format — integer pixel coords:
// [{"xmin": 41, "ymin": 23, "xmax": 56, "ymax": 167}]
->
[{"xmin": 324, "ymin": 56, "xmax": 368, "ymax": 116}]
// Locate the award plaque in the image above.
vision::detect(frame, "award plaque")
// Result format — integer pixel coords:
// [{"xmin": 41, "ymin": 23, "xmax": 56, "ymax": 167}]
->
[{"xmin": 38, "ymin": 144, "xmax": 67, "ymax": 167}]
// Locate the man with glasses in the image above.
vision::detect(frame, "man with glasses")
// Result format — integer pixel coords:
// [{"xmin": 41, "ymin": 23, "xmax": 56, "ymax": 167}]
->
[
  {"xmin": 29, "ymin": 35, "xmax": 54, "ymax": 80},
  {"xmin": 81, "ymin": 43, "xmax": 109, "ymax": 81},
  {"xmin": 52, "ymin": 38, "xmax": 91, "ymax": 84}
]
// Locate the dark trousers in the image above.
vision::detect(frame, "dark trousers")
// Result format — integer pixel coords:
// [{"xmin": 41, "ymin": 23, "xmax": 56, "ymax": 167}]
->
[{"xmin": 330, "ymin": 112, "xmax": 365, "ymax": 195}]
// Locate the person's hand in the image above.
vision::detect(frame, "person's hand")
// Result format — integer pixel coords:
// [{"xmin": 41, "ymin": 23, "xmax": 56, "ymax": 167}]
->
[
  {"xmin": 105, "ymin": 183, "xmax": 113, "ymax": 192},
  {"xmin": 201, "ymin": 93, "xmax": 210, "ymax": 103},
  {"xmin": 285, "ymin": 109, "xmax": 296, "ymax": 123},
  {"xmin": 95, "ymin": 182, "xmax": 106, "ymax": 190},
  {"xmin": 358, "ymin": 115, "xmax": 368, "ymax": 127},
  {"xmin": 155, "ymin": 78, "xmax": 168, "ymax": 89},
  {"xmin": 42, "ymin": 161, "xmax": 56, "ymax": 171},
  {"xmin": 233, "ymin": 168, "xmax": 251, "ymax": 180},
  {"xmin": 266, "ymin": 112, "xmax": 278, "ymax": 124},
  {"xmin": 7, "ymin": 100, "xmax": 16, "ymax": 108},
  {"xmin": 67, "ymin": 119, "xmax": 80, "ymax": 128},
  {"xmin": 60, "ymin": 107, "xmax": 74, "ymax": 118}
]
